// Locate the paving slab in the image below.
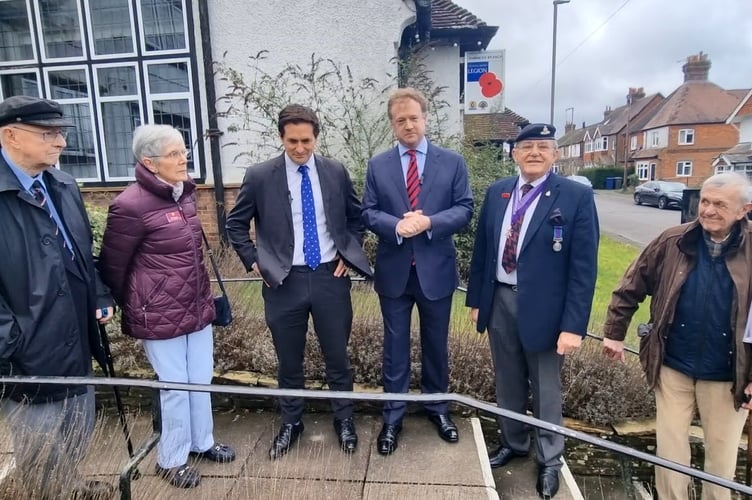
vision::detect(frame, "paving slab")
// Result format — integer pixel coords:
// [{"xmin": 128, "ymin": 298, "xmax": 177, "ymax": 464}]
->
[
  {"xmin": 230, "ymin": 477, "xmax": 362, "ymax": 499},
  {"xmin": 363, "ymin": 483, "xmax": 493, "ymax": 500},
  {"xmin": 129, "ymin": 476, "xmax": 237, "ymax": 499}
]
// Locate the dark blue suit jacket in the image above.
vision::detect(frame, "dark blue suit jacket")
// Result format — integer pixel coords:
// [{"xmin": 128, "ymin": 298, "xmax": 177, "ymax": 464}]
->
[
  {"xmin": 362, "ymin": 142, "xmax": 473, "ymax": 300},
  {"xmin": 466, "ymin": 174, "xmax": 599, "ymax": 352}
]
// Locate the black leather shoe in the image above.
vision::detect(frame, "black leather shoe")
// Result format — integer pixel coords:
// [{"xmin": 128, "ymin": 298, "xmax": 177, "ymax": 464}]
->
[
  {"xmin": 190, "ymin": 442, "xmax": 236, "ymax": 463},
  {"xmin": 488, "ymin": 445, "xmax": 528, "ymax": 468},
  {"xmin": 333, "ymin": 417, "xmax": 358, "ymax": 453},
  {"xmin": 536, "ymin": 466, "xmax": 560, "ymax": 499},
  {"xmin": 70, "ymin": 479, "xmax": 116, "ymax": 499},
  {"xmin": 269, "ymin": 421, "xmax": 304, "ymax": 460},
  {"xmin": 377, "ymin": 423, "xmax": 402, "ymax": 455},
  {"xmin": 427, "ymin": 413, "xmax": 459, "ymax": 443},
  {"xmin": 155, "ymin": 463, "xmax": 201, "ymax": 488}
]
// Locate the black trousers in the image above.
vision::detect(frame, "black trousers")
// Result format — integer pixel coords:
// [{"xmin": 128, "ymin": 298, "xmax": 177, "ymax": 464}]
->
[{"xmin": 262, "ymin": 261, "xmax": 353, "ymax": 424}]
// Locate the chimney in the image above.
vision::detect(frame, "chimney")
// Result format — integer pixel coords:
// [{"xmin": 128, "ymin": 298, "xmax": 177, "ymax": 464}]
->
[
  {"xmin": 682, "ymin": 52, "xmax": 711, "ymax": 82},
  {"xmin": 582, "ymin": 121, "xmax": 586, "ymax": 129},
  {"xmin": 627, "ymin": 87, "xmax": 646, "ymax": 103},
  {"xmin": 603, "ymin": 106, "xmax": 612, "ymax": 119},
  {"xmin": 564, "ymin": 122, "xmax": 575, "ymax": 134}
]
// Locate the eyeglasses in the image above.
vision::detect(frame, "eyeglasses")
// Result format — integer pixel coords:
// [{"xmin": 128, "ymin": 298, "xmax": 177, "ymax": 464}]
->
[
  {"xmin": 152, "ymin": 149, "xmax": 192, "ymax": 160},
  {"xmin": 11, "ymin": 126, "xmax": 68, "ymax": 143},
  {"xmin": 516, "ymin": 141, "xmax": 556, "ymax": 153}
]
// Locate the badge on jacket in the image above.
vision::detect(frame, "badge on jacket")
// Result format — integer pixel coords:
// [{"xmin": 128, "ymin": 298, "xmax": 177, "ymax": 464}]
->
[{"xmin": 165, "ymin": 211, "xmax": 182, "ymax": 223}]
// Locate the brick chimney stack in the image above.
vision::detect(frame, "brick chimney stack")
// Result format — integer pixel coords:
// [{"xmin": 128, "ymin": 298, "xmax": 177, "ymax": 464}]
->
[
  {"xmin": 683, "ymin": 52, "xmax": 711, "ymax": 82},
  {"xmin": 603, "ymin": 106, "xmax": 612, "ymax": 119},
  {"xmin": 627, "ymin": 87, "xmax": 646, "ymax": 103},
  {"xmin": 564, "ymin": 122, "xmax": 575, "ymax": 134}
]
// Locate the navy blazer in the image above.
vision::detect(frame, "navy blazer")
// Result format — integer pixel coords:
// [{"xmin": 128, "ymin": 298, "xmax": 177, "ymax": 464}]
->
[
  {"xmin": 226, "ymin": 154, "xmax": 372, "ymax": 287},
  {"xmin": 362, "ymin": 142, "xmax": 473, "ymax": 300},
  {"xmin": 466, "ymin": 174, "xmax": 599, "ymax": 352}
]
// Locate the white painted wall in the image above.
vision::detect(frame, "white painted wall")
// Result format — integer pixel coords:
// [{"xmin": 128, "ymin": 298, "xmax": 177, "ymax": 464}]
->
[
  {"xmin": 738, "ymin": 115, "xmax": 752, "ymax": 143},
  {"xmin": 415, "ymin": 44, "xmax": 462, "ymax": 142},
  {"xmin": 206, "ymin": 0, "xmax": 416, "ymax": 183}
]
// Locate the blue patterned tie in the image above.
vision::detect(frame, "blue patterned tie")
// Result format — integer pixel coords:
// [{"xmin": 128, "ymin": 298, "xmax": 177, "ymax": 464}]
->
[{"xmin": 298, "ymin": 165, "xmax": 321, "ymax": 269}]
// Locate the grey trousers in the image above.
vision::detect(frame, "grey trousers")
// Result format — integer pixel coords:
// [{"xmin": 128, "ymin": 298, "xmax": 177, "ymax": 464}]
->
[
  {"xmin": 487, "ymin": 284, "xmax": 564, "ymax": 469},
  {"xmin": 1, "ymin": 386, "xmax": 95, "ymax": 497}
]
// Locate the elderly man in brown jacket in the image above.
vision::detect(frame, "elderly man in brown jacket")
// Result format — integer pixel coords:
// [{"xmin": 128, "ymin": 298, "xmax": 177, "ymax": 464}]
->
[{"xmin": 602, "ymin": 172, "xmax": 752, "ymax": 500}]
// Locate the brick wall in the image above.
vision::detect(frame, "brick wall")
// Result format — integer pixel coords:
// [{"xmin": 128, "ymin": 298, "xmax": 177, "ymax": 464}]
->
[{"xmin": 81, "ymin": 184, "xmax": 244, "ymax": 246}]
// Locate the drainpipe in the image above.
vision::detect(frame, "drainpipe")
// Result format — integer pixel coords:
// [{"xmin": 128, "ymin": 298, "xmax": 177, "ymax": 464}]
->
[{"xmin": 197, "ymin": 1, "xmax": 228, "ymax": 245}]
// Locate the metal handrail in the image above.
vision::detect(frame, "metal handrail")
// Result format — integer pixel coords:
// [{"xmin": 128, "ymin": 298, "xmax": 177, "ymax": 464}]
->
[{"xmin": 1, "ymin": 375, "xmax": 751, "ymax": 498}]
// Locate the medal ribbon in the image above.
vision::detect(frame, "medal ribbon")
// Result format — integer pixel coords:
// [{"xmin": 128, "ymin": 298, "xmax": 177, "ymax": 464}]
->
[{"xmin": 510, "ymin": 171, "xmax": 551, "ymax": 226}]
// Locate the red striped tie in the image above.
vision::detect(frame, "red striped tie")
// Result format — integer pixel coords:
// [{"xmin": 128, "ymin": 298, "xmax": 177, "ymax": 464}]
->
[{"xmin": 406, "ymin": 150, "xmax": 420, "ymax": 209}]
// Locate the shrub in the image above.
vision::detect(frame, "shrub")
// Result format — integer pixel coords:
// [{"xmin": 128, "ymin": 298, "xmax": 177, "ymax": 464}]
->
[
  {"xmin": 578, "ymin": 167, "xmax": 633, "ymax": 189},
  {"xmin": 86, "ymin": 203, "xmax": 108, "ymax": 254}
]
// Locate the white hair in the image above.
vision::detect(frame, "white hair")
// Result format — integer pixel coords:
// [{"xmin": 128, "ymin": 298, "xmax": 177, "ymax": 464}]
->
[
  {"xmin": 131, "ymin": 124, "xmax": 184, "ymax": 161},
  {"xmin": 702, "ymin": 172, "xmax": 752, "ymax": 204}
]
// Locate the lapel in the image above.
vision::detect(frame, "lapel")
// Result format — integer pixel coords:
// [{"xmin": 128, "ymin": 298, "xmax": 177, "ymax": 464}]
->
[
  {"xmin": 520, "ymin": 173, "xmax": 560, "ymax": 255},
  {"xmin": 270, "ymin": 154, "xmax": 294, "ymax": 240},
  {"xmin": 418, "ymin": 142, "xmax": 439, "ymax": 208},
  {"xmin": 386, "ymin": 147, "xmax": 411, "ymax": 210},
  {"xmin": 492, "ymin": 178, "xmax": 517, "ymax": 256}
]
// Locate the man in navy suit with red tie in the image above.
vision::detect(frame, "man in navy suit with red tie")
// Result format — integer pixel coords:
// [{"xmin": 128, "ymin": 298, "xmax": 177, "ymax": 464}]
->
[
  {"xmin": 466, "ymin": 123, "xmax": 598, "ymax": 499},
  {"xmin": 362, "ymin": 88, "xmax": 473, "ymax": 456}
]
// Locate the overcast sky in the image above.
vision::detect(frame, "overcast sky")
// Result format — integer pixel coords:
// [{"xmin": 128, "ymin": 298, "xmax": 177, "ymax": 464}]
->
[{"xmin": 454, "ymin": 0, "xmax": 752, "ymax": 135}]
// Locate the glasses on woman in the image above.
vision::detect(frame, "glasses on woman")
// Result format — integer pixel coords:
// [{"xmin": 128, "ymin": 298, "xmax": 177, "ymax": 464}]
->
[
  {"xmin": 152, "ymin": 148, "xmax": 192, "ymax": 160},
  {"xmin": 11, "ymin": 126, "xmax": 68, "ymax": 143}
]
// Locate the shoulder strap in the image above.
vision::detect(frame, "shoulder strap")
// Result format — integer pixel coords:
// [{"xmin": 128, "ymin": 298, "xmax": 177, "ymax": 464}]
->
[{"xmin": 201, "ymin": 230, "xmax": 227, "ymax": 297}]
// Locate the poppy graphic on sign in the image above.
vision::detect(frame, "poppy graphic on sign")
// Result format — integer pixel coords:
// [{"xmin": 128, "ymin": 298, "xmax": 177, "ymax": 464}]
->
[{"xmin": 478, "ymin": 72, "xmax": 503, "ymax": 98}]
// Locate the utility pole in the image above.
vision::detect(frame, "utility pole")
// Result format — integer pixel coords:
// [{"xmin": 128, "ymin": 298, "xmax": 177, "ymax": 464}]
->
[{"xmin": 550, "ymin": 0, "xmax": 571, "ymax": 125}]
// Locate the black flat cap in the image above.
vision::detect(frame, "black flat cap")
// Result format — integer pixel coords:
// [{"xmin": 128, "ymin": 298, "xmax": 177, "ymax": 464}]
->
[
  {"xmin": 515, "ymin": 123, "xmax": 556, "ymax": 142},
  {"xmin": 0, "ymin": 95, "xmax": 74, "ymax": 128}
]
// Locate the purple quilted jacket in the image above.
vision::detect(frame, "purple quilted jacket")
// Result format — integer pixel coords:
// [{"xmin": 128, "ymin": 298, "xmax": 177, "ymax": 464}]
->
[{"xmin": 99, "ymin": 163, "xmax": 216, "ymax": 340}]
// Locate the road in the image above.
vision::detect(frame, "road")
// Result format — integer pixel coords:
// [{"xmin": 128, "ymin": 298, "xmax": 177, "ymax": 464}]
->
[{"xmin": 594, "ymin": 190, "xmax": 682, "ymax": 248}]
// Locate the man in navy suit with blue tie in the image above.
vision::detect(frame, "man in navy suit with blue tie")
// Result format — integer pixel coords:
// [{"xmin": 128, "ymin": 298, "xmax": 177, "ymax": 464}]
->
[
  {"xmin": 466, "ymin": 123, "xmax": 598, "ymax": 499},
  {"xmin": 362, "ymin": 88, "xmax": 473, "ymax": 456}
]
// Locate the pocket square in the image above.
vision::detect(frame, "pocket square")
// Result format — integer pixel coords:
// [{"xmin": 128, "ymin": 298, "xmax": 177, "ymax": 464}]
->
[{"xmin": 548, "ymin": 208, "xmax": 567, "ymax": 226}]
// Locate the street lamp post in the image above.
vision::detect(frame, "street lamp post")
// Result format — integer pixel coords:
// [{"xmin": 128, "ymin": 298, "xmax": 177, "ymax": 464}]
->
[{"xmin": 550, "ymin": 0, "xmax": 571, "ymax": 125}]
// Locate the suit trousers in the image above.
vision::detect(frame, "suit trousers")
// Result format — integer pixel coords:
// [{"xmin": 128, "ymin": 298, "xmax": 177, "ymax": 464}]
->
[
  {"xmin": 1, "ymin": 386, "xmax": 94, "ymax": 497},
  {"xmin": 487, "ymin": 283, "xmax": 564, "ymax": 468},
  {"xmin": 263, "ymin": 262, "xmax": 354, "ymax": 424},
  {"xmin": 379, "ymin": 267, "xmax": 452, "ymax": 424},
  {"xmin": 142, "ymin": 324, "xmax": 215, "ymax": 468},
  {"xmin": 654, "ymin": 366, "xmax": 748, "ymax": 500}
]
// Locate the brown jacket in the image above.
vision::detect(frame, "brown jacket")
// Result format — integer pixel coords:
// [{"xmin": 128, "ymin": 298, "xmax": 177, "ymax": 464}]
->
[{"xmin": 603, "ymin": 219, "xmax": 752, "ymax": 407}]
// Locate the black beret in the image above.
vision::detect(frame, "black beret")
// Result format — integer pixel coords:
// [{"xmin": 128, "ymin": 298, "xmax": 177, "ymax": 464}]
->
[
  {"xmin": 515, "ymin": 123, "xmax": 556, "ymax": 142},
  {"xmin": 0, "ymin": 95, "xmax": 74, "ymax": 128}
]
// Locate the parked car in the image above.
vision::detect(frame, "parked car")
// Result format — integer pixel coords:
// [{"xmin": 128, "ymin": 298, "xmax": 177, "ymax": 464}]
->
[
  {"xmin": 566, "ymin": 175, "xmax": 593, "ymax": 189},
  {"xmin": 634, "ymin": 181, "xmax": 685, "ymax": 209}
]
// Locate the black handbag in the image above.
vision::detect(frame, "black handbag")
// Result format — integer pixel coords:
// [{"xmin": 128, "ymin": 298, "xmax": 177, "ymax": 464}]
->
[{"xmin": 202, "ymin": 230, "xmax": 232, "ymax": 327}]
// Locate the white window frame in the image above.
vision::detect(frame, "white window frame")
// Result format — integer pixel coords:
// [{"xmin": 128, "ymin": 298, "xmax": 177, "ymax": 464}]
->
[
  {"xmin": 34, "ymin": 0, "xmax": 88, "ymax": 63},
  {"xmin": 0, "ymin": 67, "xmax": 42, "ymax": 99},
  {"xmin": 630, "ymin": 136, "xmax": 637, "ymax": 151},
  {"xmin": 678, "ymin": 128, "xmax": 695, "ymax": 145},
  {"xmin": 676, "ymin": 160, "xmax": 692, "ymax": 177},
  {"xmin": 650, "ymin": 131, "xmax": 660, "ymax": 147},
  {"xmin": 43, "ymin": 65, "xmax": 101, "ymax": 182},
  {"xmin": 92, "ymin": 62, "xmax": 144, "ymax": 181},
  {"xmin": 0, "ymin": 0, "xmax": 38, "ymax": 67},
  {"xmin": 636, "ymin": 161, "xmax": 649, "ymax": 180},
  {"xmin": 83, "ymin": 0, "xmax": 138, "ymax": 60},
  {"xmin": 601, "ymin": 136, "xmax": 608, "ymax": 151},
  {"xmin": 135, "ymin": 0, "xmax": 189, "ymax": 56},
  {"xmin": 585, "ymin": 141, "xmax": 592, "ymax": 153},
  {"xmin": 142, "ymin": 57, "xmax": 199, "ymax": 177}
]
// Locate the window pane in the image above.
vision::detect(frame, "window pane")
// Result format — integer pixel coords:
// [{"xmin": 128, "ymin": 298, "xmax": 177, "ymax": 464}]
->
[
  {"xmin": 140, "ymin": 0, "xmax": 186, "ymax": 52},
  {"xmin": 48, "ymin": 69, "xmax": 88, "ymax": 98},
  {"xmin": 102, "ymin": 101, "xmax": 140, "ymax": 178},
  {"xmin": 89, "ymin": 0, "xmax": 134, "ymax": 55},
  {"xmin": 58, "ymin": 103, "xmax": 97, "ymax": 179},
  {"xmin": 97, "ymin": 66, "xmax": 138, "ymax": 97},
  {"xmin": 152, "ymin": 98, "xmax": 194, "ymax": 168},
  {"xmin": 38, "ymin": 0, "xmax": 84, "ymax": 59},
  {"xmin": 147, "ymin": 62, "xmax": 189, "ymax": 93},
  {"xmin": 1, "ymin": 72, "xmax": 38, "ymax": 98},
  {"xmin": 0, "ymin": 0, "xmax": 34, "ymax": 61}
]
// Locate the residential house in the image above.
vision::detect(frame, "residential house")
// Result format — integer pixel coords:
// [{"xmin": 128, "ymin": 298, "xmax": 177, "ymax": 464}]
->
[
  {"xmin": 556, "ymin": 121, "xmax": 589, "ymax": 174},
  {"xmin": 713, "ymin": 89, "xmax": 752, "ymax": 180},
  {"xmin": 630, "ymin": 52, "xmax": 747, "ymax": 187},
  {"xmin": 0, "ymin": 0, "xmax": 497, "ymax": 241}
]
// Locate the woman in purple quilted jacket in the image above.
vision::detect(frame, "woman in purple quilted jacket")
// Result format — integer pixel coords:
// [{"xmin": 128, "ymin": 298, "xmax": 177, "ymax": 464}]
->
[{"xmin": 99, "ymin": 124, "xmax": 234, "ymax": 488}]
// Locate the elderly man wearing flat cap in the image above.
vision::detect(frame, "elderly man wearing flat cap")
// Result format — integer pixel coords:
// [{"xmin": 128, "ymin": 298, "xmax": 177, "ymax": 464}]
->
[
  {"xmin": 0, "ymin": 95, "xmax": 115, "ymax": 499},
  {"xmin": 466, "ymin": 123, "xmax": 599, "ymax": 498}
]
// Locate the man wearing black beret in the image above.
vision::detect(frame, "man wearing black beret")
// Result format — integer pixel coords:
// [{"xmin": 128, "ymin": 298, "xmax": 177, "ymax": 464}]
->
[
  {"xmin": 466, "ymin": 123, "xmax": 599, "ymax": 498},
  {"xmin": 0, "ymin": 95, "xmax": 115, "ymax": 499}
]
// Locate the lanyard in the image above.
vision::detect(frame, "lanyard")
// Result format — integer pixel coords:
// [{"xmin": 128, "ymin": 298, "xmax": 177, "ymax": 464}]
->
[{"xmin": 510, "ymin": 172, "xmax": 550, "ymax": 226}]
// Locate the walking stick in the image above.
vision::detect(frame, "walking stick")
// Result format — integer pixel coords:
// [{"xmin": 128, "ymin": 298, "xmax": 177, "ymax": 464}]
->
[{"xmin": 98, "ymin": 322, "xmax": 141, "ymax": 480}]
